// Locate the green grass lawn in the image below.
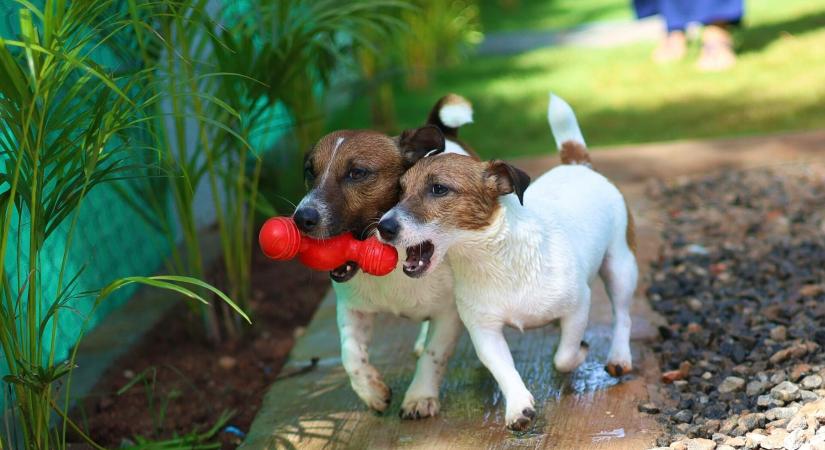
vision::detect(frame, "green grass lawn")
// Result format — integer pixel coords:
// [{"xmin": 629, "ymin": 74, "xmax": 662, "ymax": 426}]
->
[{"xmin": 326, "ymin": 0, "xmax": 825, "ymax": 159}]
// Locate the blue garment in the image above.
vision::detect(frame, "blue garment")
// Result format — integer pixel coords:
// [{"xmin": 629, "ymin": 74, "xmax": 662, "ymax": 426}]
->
[{"xmin": 634, "ymin": 0, "xmax": 743, "ymax": 31}]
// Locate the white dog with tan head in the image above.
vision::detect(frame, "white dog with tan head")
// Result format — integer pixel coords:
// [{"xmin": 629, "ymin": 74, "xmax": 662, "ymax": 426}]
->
[{"xmin": 376, "ymin": 94, "xmax": 638, "ymax": 431}]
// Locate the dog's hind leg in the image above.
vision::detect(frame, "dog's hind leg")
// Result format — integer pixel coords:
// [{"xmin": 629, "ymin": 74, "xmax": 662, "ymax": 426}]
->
[
  {"xmin": 401, "ymin": 310, "xmax": 461, "ymax": 420},
  {"xmin": 337, "ymin": 303, "xmax": 392, "ymax": 412},
  {"xmin": 600, "ymin": 242, "xmax": 638, "ymax": 377},
  {"xmin": 554, "ymin": 286, "xmax": 591, "ymax": 372}
]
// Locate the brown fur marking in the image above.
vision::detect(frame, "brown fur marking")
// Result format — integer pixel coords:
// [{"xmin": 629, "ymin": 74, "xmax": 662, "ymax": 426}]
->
[
  {"xmin": 399, "ymin": 154, "xmax": 510, "ymax": 231},
  {"xmin": 625, "ymin": 202, "xmax": 637, "ymax": 255},
  {"xmin": 559, "ymin": 141, "xmax": 592, "ymax": 167},
  {"xmin": 306, "ymin": 130, "xmax": 405, "ymax": 238},
  {"xmin": 301, "ymin": 95, "xmax": 475, "ymax": 240}
]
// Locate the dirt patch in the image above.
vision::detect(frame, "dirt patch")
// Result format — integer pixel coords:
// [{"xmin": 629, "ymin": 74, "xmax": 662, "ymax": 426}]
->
[{"xmin": 72, "ymin": 248, "xmax": 331, "ymax": 448}]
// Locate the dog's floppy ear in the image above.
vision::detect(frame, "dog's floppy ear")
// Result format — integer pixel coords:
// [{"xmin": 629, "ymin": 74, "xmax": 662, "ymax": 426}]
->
[
  {"xmin": 485, "ymin": 160, "xmax": 531, "ymax": 205},
  {"xmin": 398, "ymin": 125, "xmax": 446, "ymax": 167}
]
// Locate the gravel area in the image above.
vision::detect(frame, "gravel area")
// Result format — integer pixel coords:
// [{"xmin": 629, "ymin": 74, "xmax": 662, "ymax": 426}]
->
[{"xmin": 641, "ymin": 165, "xmax": 825, "ymax": 450}]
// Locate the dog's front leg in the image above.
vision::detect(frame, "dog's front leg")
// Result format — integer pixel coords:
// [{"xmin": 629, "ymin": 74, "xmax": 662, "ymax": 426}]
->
[
  {"xmin": 400, "ymin": 309, "xmax": 462, "ymax": 419},
  {"xmin": 467, "ymin": 326, "xmax": 536, "ymax": 431},
  {"xmin": 337, "ymin": 303, "xmax": 391, "ymax": 412}
]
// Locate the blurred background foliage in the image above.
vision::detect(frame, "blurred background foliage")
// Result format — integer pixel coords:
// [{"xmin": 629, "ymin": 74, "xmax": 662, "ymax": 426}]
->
[{"xmin": 329, "ymin": 0, "xmax": 825, "ymax": 158}]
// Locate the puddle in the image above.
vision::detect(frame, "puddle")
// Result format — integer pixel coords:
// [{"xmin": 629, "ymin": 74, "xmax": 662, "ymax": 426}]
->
[{"xmin": 591, "ymin": 428, "xmax": 626, "ymax": 443}]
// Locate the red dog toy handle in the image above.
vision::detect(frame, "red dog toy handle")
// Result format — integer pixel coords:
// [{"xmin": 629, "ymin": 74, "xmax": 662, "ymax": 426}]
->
[{"xmin": 258, "ymin": 217, "xmax": 398, "ymax": 276}]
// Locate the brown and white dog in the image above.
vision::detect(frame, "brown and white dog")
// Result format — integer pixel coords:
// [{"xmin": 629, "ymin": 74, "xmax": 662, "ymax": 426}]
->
[
  {"xmin": 377, "ymin": 94, "xmax": 638, "ymax": 430},
  {"xmin": 292, "ymin": 95, "xmax": 474, "ymax": 418}
]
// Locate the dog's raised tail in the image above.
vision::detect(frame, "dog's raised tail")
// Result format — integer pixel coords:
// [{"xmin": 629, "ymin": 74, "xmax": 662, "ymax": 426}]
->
[
  {"xmin": 548, "ymin": 93, "xmax": 591, "ymax": 167},
  {"xmin": 427, "ymin": 93, "xmax": 473, "ymax": 139}
]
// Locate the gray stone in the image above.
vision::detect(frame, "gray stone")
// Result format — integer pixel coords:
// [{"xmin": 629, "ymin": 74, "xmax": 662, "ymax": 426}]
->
[
  {"xmin": 802, "ymin": 375, "xmax": 824, "ymax": 390},
  {"xmin": 745, "ymin": 432, "xmax": 766, "ymax": 447},
  {"xmin": 676, "ymin": 423, "xmax": 691, "ymax": 433},
  {"xmin": 719, "ymin": 376, "xmax": 746, "ymax": 394},
  {"xmin": 760, "ymin": 429, "xmax": 789, "ymax": 449},
  {"xmin": 688, "ymin": 298, "xmax": 704, "ymax": 311},
  {"xmin": 784, "ymin": 428, "xmax": 806, "ymax": 450},
  {"xmin": 766, "ymin": 406, "xmax": 799, "ymax": 421},
  {"xmin": 723, "ymin": 436, "xmax": 746, "ymax": 447},
  {"xmin": 787, "ymin": 414, "xmax": 808, "ymax": 431},
  {"xmin": 771, "ymin": 372, "xmax": 788, "ymax": 385},
  {"xmin": 685, "ymin": 438, "xmax": 716, "ymax": 450},
  {"xmin": 800, "ymin": 389, "xmax": 820, "ymax": 402},
  {"xmin": 772, "ymin": 381, "xmax": 801, "ymax": 401},
  {"xmin": 719, "ymin": 419, "xmax": 737, "ymax": 435},
  {"xmin": 675, "ymin": 409, "xmax": 695, "ymax": 423},
  {"xmin": 737, "ymin": 413, "xmax": 764, "ymax": 431},
  {"xmin": 747, "ymin": 380, "xmax": 768, "ymax": 396},
  {"xmin": 758, "ymin": 394, "xmax": 784, "ymax": 408}
]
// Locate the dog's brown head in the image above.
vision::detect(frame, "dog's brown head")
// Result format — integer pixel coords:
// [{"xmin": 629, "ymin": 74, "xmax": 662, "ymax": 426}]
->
[
  {"xmin": 293, "ymin": 126, "xmax": 445, "ymax": 281},
  {"xmin": 376, "ymin": 154, "xmax": 530, "ymax": 278}
]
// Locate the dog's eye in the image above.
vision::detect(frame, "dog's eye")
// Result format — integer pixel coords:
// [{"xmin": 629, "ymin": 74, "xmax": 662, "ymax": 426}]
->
[
  {"xmin": 304, "ymin": 167, "xmax": 315, "ymax": 182},
  {"xmin": 430, "ymin": 184, "xmax": 449, "ymax": 197},
  {"xmin": 347, "ymin": 167, "xmax": 368, "ymax": 181}
]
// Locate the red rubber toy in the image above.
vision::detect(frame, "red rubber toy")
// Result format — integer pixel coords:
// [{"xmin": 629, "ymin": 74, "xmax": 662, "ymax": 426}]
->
[{"xmin": 258, "ymin": 217, "xmax": 398, "ymax": 276}]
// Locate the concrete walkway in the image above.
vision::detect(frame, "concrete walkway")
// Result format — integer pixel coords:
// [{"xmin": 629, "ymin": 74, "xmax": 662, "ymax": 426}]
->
[
  {"xmin": 478, "ymin": 17, "xmax": 663, "ymax": 56},
  {"xmin": 242, "ymin": 130, "xmax": 825, "ymax": 450}
]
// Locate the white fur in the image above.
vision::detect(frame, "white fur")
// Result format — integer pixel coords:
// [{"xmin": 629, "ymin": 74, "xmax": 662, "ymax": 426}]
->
[
  {"xmin": 381, "ymin": 95, "xmax": 637, "ymax": 430},
  {"xmin": 439, "ymin": 103, "xmax": 473, "ymax": 128},
  {"xmin": 548, "ymin": 93, "xmax": 586, "ymax": 149},
  {"xmin": 310, "ymin": 123, "xmax": 473, "ymax": 419},
  {"xmin": 444, "ymin": 138, "xmax": 469, "ymax": 156},
  {"xmin": 334, "ymin": 250, "xmax": 461, "ymax": 418}
]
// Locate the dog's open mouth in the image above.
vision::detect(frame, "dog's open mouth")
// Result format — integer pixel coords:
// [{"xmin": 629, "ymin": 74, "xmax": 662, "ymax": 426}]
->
[
  {"xmin": 330, "ymin": 261, "xmax": 360, "ymax": 283},
  {"xmin": 403, "ymin": 241, "xmax": 435, "ymax": 278}
]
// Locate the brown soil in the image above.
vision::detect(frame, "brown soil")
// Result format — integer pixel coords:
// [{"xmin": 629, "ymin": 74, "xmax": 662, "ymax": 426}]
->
[{"xmin": 72, "ymin": 249, "xmax": 331, "ymax": 448}]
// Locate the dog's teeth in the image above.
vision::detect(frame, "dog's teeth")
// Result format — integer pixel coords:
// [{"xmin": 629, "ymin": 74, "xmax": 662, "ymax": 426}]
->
[
  {"xmin": 346, "ymin": 266, "xmax": 351, "ymax": 271},
  {"xmin": 418, "ymin": 261, "xmax": 423, "ymax": 266}
]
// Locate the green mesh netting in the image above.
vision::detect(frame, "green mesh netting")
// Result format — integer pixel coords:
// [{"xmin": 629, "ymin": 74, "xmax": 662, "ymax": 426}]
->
[
  {"xmin": 0, "ymin": 0, "xmax": 296, "ymax": 415},
  {"xmin": 0, "ymin": 3, "xmax": 169, "ymax": 410}
]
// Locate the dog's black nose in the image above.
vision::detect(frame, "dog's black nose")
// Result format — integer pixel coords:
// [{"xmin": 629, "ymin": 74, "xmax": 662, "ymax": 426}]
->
[
  {"xmin": 294, "ymin": 207, "xmax": 320, "ymax": 232},
  {"xmin": 378, "ymin": 217, "xmax": 400, "ymax": 241}
]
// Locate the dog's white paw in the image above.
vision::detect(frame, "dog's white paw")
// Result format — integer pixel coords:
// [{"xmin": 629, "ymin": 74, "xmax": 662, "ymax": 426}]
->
[
  {"xmin": 351, "ymin": 367, "xmax": 392, "ymax": 412},
  {"xmin": 554, "ymin": 341, "xmax": 589, "ymax": 373},
  {"xmin": 400, "ymin": 395, "xmax": 440, "ymax": 420},
  {"xmin": 504, "ymin": 392, "xmax": 536, "ymax": 431},
  {"xmin": 604, "ymin": 342, "xmax": 633, "ymax": 377}
]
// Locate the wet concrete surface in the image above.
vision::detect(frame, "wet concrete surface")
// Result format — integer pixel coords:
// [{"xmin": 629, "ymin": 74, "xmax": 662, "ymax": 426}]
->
[{"xmin": 242, "ymin": 130, "xmax": 825, "ymax": 449}]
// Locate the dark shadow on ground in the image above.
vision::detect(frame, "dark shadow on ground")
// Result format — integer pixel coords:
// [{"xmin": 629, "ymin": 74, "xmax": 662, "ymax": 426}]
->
[{"xmin": 738, "ymin": 10, "xmax": 825, "ymax": 54}]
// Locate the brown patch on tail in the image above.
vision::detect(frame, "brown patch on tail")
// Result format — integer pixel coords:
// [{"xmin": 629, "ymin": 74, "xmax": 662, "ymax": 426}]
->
[
  {"xmin": 559, "ymin": 141, "xmax": 592, "ymax": 167},
  {"xmin": 625, "ymin": 202, "xmax": 637, "ymax": 255}
]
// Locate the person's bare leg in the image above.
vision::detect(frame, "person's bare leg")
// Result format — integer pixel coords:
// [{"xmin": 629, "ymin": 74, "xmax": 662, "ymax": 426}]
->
[
  {"xmin": 653, "ymin": 30, "xmax": 687, "ymax": 63},
  {"xmin": 698, "ymin": 23, "xmax": 736, "ymax": 71}
]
